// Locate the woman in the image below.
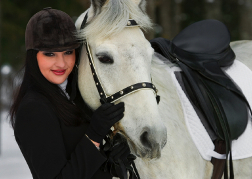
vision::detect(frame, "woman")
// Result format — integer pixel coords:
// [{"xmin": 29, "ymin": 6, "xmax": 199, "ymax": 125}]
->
[{"xmin": 9, "ymin": 8, "xmax": 128, "ymax": 179}]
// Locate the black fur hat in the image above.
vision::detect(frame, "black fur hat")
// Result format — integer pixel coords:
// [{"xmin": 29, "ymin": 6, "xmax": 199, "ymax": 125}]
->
[{"xmin": 25, "ymin": 7, "xmax": 80, "ymax": 52}]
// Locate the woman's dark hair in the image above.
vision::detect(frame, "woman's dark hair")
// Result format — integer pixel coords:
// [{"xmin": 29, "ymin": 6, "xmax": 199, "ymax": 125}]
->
[{"xmin": 10, "ymin": 49, "xmax": 92, "ymax": 128}]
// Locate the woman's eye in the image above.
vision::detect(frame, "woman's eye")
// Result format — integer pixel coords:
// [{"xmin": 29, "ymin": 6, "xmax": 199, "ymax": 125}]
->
[
  {"xmin": 65, "ymin": 50, "xmax": 74, "ymax": 55},
  {"xmin": 97, "ymin": 56, "xmax": 114, "ymax": 64},
  {"xmin": 43, "ymin": 52, "xmax": 54, "ymax": 57}
]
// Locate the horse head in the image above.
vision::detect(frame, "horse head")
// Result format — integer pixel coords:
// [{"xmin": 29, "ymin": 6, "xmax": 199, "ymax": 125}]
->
[{"xmin": 76, "ymin": 0, "xmax": 167, "ymax": 159}]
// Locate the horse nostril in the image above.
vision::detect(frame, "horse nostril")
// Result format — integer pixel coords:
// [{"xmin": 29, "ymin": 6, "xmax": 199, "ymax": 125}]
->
[{"xmin": 140, "ymin": 131, "xmax": 152, "ymax": 149}]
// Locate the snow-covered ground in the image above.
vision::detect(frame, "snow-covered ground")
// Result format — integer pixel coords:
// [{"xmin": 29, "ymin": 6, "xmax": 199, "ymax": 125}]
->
[{"xmin": 0, "ymin": 111, "xmax": 32, "ymax": 179}]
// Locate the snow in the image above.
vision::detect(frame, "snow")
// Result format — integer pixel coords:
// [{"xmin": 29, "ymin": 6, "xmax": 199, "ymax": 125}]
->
[{"xmin": 0, "ymin": 111, "xmax": 32, "ymax": 179}]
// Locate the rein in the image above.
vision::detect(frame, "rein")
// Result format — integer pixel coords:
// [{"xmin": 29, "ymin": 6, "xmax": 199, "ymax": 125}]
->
[{"xmin": 79, "ymin": 13, "xmax": 160, "ymax": 105}]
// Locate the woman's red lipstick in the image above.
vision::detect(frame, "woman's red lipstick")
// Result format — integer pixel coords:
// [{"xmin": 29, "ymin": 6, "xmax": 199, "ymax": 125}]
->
[{"xmin": 51, "ymin": 69, "xmax": 66, "ymax": 75}]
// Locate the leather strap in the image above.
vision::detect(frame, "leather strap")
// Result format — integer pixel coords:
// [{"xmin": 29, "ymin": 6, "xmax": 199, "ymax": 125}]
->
[
  {"xmin": 80, "ymin": 12, "xmax": 88, "ymax": 30},
  {"xmin": 150, "ymin": 37, "xmax": 251, "ymax": 138},
  {"xmin": 79, "ymin": 11, "xmax": 142, "ymax": 179},
  {"xmin": 102, "ymin": 132, "xmax": 140, "ymax": 179},
  {"xmin": 211, "ymin": 140, "xmax": 226, "ymax": 179},
  {"xmin": 169, "ymin": 42, "xmax": 251, "ymax": 113},
  {"xmin": 79, "ymin": 13, "xmax": 160, "ymax": 105},
  {"xmin": 85, "ymin": 41, "xmax": 160, "ymax": 104},
  {"xmin": 69, "ymin": 12, "xmax": 88, "ymax": 101},
  {"xmin": 126, "ymin": 19, "xmax": 139, "ymax": 27},
  {"xmin": 175, "ymin": 60, "xmax": 234, "ymax": 178},
  {"xmin": 150, "ymin": 36, "xmax": 251, "ymax": 179}
]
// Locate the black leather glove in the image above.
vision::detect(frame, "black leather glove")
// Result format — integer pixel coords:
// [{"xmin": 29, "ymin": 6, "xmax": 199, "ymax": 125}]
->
[
  {"xmin": 109, "ymin": 142, "xmax": 130, "ymax": 162},
  {"xmin": 86, "ymin": 102, "xmax": 124, "ymax": 143},
  {"xmin": 101, "ymin": 133, "xmax": 140, "ymax": 179}
]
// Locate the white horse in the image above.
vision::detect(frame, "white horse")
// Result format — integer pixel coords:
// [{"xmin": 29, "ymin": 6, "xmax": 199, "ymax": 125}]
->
[{"xmin": 75, "ymin": 0, "xmax": 252, "ymax": 178}]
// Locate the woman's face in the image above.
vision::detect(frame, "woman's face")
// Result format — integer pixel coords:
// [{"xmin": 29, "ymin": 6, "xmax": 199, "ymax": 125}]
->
[{"xmin": 37, "ymin": 50, "xmax": 76, "ymax": 84}]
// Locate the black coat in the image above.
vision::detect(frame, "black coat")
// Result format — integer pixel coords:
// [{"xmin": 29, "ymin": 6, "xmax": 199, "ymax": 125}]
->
[{"xmin": 14, "ymin": 89, "xmax": 112, "ymax": 179}]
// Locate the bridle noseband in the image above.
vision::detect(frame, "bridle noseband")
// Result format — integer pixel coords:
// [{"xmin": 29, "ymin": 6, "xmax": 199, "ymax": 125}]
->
[{"xmin": 80, "ymin": 13, "xmax": 160, "ymax": 104}]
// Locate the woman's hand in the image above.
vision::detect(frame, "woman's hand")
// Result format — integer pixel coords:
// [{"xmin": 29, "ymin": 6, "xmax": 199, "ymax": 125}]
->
[
  {"xmin": 90, "ymin": 140, "xmax": 100, "ymax": 148},
  {"xmin": 86, "ymin": 102, "xmax": 125, "ymax": 144}
]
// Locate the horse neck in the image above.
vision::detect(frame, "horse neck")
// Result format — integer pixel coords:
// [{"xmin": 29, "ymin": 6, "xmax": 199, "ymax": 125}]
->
[{"xmin": 151, "ymin": 55, "xmax": 186, "ymax": 129}]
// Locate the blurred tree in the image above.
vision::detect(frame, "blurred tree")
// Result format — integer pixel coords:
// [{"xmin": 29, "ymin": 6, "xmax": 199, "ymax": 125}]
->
[
  {"xmin": 159, "ymin": 0, "xmax": 173, "ymax": 39},
  {"xmin": 1, "ymin": 0, "xmax": 88, "ymax": 70},
  {"xmin": 1, "ymin": 0, "xmax": 252, "ymax": 71},
  {"xmin": 145, "ymin": 0, "xmax": 156, "ymax": 39},
  {"xmin": 204, "ymin": 0, "xmax": 222, "ymax": 20},
  {"xmin": 181, "ymin": 0, "xmax": 204, "ymax": 28},
  {"xmin": 238, "ymin": 0, "xmax": 252, "ymax": 39},
  {"xmin": 0, "ymin": 0, "xmax": 2, "ymax": 67},
  {"xmin": 0, "ymin": 0, "xmax": 2, "ymax": 156},
  {"xmin": 172, "ymin": 0, "xmax": 183, "ymax": 38},
  {"xmin": 221, "ymin": 0, "xmax": 240, "ymax": 41},
  {"xmin": 148, "ymin": 0, "xmax": 243, "ymax": 42},
  {"xmin": 146, "ymin": 0, "xmax": 182, "ymax": 40}
]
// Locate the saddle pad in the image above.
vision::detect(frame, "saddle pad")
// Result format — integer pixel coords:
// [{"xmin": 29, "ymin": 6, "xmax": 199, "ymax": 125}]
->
[{"xmin": 166, "ymin": 60, "xmax": 252, "ymax": 161}]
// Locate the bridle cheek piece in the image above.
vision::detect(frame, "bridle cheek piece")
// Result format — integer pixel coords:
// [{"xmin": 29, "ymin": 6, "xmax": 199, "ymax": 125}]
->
[
  {"xmin": 79, "ymin": 12, "xmax": 158, "ymax": 179},
  {"xmin": 85, "ymin": 42, "xmax": 160, "ymax": 104},
  {"xmin": 80, "ymin": 13, "xmax": 160, "ymax": 105}
]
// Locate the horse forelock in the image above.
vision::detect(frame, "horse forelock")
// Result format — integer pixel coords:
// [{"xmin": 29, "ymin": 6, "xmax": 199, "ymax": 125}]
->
[{"xmin": 76, "ymin": 0, "xmax": 152, "ymax": 41}]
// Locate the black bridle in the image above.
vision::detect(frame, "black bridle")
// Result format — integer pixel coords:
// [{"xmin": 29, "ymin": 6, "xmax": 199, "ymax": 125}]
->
[
  {"xmin": 80, "ymin": 13, "xmax": 160, "ymax": 105},
  {"xmin": 78, "ymin": 12, "xmax": 160, "ymax": 179}
]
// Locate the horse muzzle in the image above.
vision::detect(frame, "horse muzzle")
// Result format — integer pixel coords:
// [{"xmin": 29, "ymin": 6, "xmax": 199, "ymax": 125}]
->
[
  {"xmin": 139, "ymin": 127, "xmax": 167, "ymax": 159},
  {"xmin": 138, "ymin": 142, "xmax": 162, "ymax": 159},
  {"xmin": 123, "ymin": 126, "xmax": 166, "ymax": 160}
]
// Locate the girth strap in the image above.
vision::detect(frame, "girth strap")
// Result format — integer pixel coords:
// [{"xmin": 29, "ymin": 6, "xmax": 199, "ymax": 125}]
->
[
  {"xmin": 174, "ymin": 57, "xmax": 235, "ymax": 178},
  {"xmin": 211, "ymin": 140, "xmax": 227, "ymax": 179}
]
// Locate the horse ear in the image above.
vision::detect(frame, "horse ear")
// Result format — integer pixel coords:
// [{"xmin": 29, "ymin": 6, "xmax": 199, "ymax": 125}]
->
[
  {"xmin": 91, "ymin": 0, "xmax": 107, "ymax": 15},
  {"xmin": 138, "ymin": 0, "xmax": 147, "ymax": 12}
]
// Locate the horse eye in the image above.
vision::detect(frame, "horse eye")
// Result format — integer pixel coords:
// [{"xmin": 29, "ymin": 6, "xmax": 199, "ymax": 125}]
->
[{"xmin": 97, "ymin": 55, "xmax": 114, "ymax": 64}]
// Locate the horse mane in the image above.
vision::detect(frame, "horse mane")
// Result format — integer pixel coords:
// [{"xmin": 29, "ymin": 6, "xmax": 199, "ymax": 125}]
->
[{"xmin": 77, "ymin": 0, "xmax": 152, "ymax": 40}]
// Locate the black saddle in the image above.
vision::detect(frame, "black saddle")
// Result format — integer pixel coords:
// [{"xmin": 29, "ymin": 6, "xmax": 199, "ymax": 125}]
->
[{"xmin": 150, "ymin": 19, "xmax": 251, "ymax": 179}]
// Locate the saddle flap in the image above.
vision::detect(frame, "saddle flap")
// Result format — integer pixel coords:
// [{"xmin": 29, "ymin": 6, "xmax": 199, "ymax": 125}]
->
[{"xmin": 150, "ymin": 19, "xmax": 250, "ymax": 141}]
